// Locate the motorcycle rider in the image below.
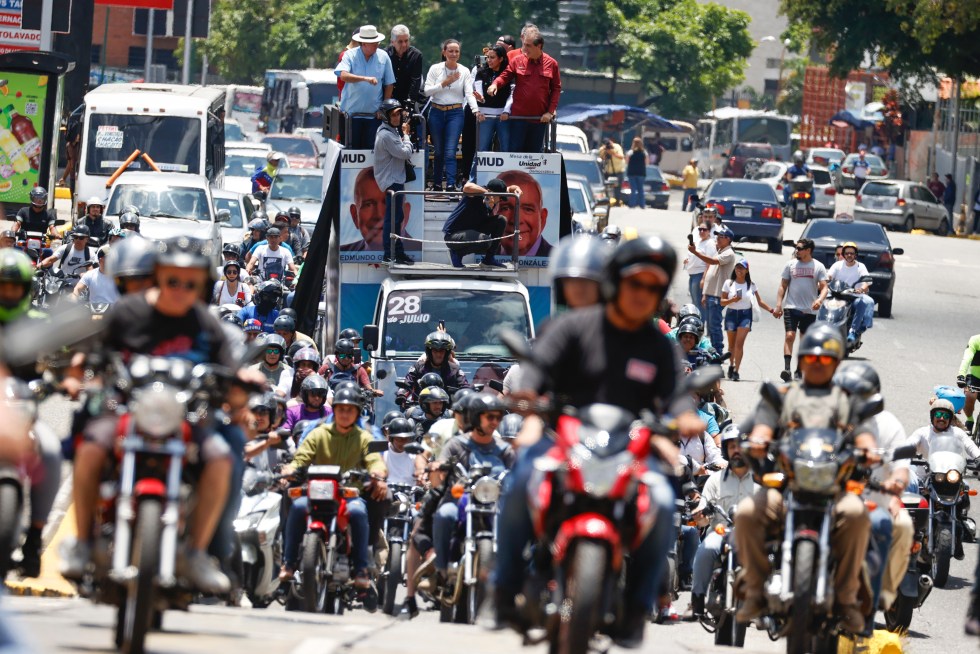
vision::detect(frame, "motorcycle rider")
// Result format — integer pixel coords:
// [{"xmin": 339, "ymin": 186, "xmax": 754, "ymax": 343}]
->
[
  {"xmin": 827, "ymin": 241, "xmax": 874, "ymax": 347},
  {"xmin": 833, "ymin": 362, "xmax": 914, "ymax": 616},
  {"xmin": 246, "ymin": 227, "xmax": 297, "ymax": 282},
  {"xmin": 61, "ymin": 237, "xmax": 261, "ymax": 594},
  {"xmin": 79, "ymin": 197, "xmax": 109, "ymax": 243},
  {"xmin": 71, "ymin": 245, "xmax": 119, "ymax": 306},
  {"xmin": 250, "ymin": 333, "xmax": 293, "ymax": 396},
  {"xmin": 287, "ymin": 207, "xmax": 311, "ymax": 257},
  {"xmin": 506, "ymin": 236, "xmax": 704, "ymax": 646},
  {"xmin": 40, "ymin": 225, "xmax": 95, "ymax": 277},
  {"xmin": 384, "ymin": 417, "xmax": 425, "ymax": 485},
  {"xmin": 425, "ymin": 387, "xmax": 475, "ymax": 458},
  {"xmin": 321, "ymin": 338, "xmax": 375, "ymax": 393},
  {"xmin": 240, "ymin": 215, "xmax": 269, "ymax": 261},
  {"xmin": 397, "ymin": 331, "xmax": 469, "ymax": 407},
  {"xmin": 684, "ymin": 424, "xmax": 759, "ymax": 621},
  {"xmin": 287, "ymin": 346, "xmax": 322, "ymax": 405},
  {"xmin": 15, "ymin": 187, "xmax": 58, "ymax": 237},
  {"xmin": 782, "ymin": 150, "xmax": 814, "ymax": 209},
  {"xmin": 237, "ymin": 280, "xmax": 281, "ymax": 332},
  {"xmin": 272, "ymin": 314, "xmax": 316, "ymax": 353},
  {"xmin": 956, "ymin": 334, "xmax": 980, "ymax": 434},
  {"xmin": 119, "ymin": 210, "xmax": 141, "ymax": 235},
  {"xmin": 242, "ymin": 319, "xmax": 263, "ymax": 343},
  {"xmin": 279, "ymin": 386, "xmax": 388, "ymax": 611},
  {"xmin": 411, "ymin": 386, "xmax": 450, "ymax": 437},
  {"xmin": 735, "ymin": 322, "xmax": 876, "ymax": 633},
  {"xmin": 104, "ymin": 235, "xmax": 157, "ymax": 296},
  {"xmin": 212, "ymin": 260, "xmax": 252, "ymax": 307},
  {"xmin": 282, "ymin": 374, "xmax": 332, "ymax": 434},
  {"xmin": 548, "ymin": 234, "xmax": 608, "ymax": 314}
]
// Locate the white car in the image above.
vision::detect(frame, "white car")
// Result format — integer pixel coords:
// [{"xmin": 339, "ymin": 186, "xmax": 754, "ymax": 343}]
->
[
  {"xmin": 224, "ymin": 148, "xmax": 275, "ymax": 195},
  {"xmin": 754, "ymin": 162, "xmax": 836, "ymax": 217},
  {"xmin": 212, "ymin": 189, "xmax": 259, "ymax": 244},
  {"xmin": 104, "ymin": 172, "xmax": 226, "ymax": 243},
  {"xmin": 567, "ymin": 177, "xmax": 597, "ymax": 232},
  {"xmin": 266, "ymin": 169, "xmax": 325, "ymax": 230}
]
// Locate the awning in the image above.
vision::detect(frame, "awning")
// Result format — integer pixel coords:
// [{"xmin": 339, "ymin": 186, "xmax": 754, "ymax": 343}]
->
[
  {"xmin": 557, "ymin": 103, "xmax": 680, "ymax": 131},
  {"xmin": 828, "ymin": 110, "xmax": 876, "ymax": 130}
]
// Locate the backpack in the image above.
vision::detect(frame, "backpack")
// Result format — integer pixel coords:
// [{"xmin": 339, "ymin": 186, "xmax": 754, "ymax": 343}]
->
[{"xmin": 60, "ymin": 243, "xmax": 91, "ymax": 271}]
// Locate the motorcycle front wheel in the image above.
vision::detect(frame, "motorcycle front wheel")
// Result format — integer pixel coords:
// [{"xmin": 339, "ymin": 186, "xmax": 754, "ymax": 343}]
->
[
  {"xmin": 556, "ymin": 541, "xmax": 606, "ymax": 654},
  {"xmin": 466, "ymin": 539, "xmax": 494, "ymax": 625},
  {"xmin": 884, "ymin": 593, "xmax": 914, "ymax": 633},
  {"xmin": 0, "ymin": 482, "xmax": 22, "ymax": 579},
  {"xmin": 382, "ymin": 541, "xmax": 403, "ymax": 616},
  {"xmin": 118, "ymin": 499, "xmax": 163, "ymax": 654},
  {"xmin": 932, "ymin": 525, "xmax": 953, "ymax": 588},
  {"xmin": 300, "ymin": 533, "xmax": 328, "ymax": 613}
]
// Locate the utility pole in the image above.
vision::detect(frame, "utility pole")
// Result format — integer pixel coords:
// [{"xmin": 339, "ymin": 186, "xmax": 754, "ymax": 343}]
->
[
  {"xmin": 181, "ymin": 0, "xmax": 193, "ymax": 84},
  {"xmin": 144, "ymin": 9, "xmax": 154, "ymax": 81},
  {"xmin": 39, "ymin": 0, "xmax": 52, "ymax": 50}
]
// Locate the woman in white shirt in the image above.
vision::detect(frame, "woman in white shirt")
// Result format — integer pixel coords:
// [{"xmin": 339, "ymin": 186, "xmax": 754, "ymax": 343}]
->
[
  {"xmin": 423, "ymin": 39, "xmax": 480, "ymax": 192},
  {"xmin": 212, "ymin": 260, "xmax": 252, "ymax": 307},
  {"xmin": 720, "ymin": 258, "xmax": 774, "ymax": 381}
]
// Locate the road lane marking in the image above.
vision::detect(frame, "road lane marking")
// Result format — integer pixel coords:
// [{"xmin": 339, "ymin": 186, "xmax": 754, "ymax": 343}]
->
[{"xmin": 291, "ymin": 638, "xmax": 340, "ymax": 654}]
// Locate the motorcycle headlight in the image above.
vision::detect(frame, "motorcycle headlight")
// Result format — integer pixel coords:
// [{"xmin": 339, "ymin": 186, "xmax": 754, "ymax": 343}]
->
[
  {"xmin": 579, "ymin": 450, "xmax": 633, "ymax": 497},
  {"xmin": 307, "ymin": 479, "xmax": 338, "ymax": 501},
  {"xmin": 793, "ymin": 460, "xmax": 838, "ymax": 493},
  {"xmin": 934, "ymin": 472, "xmax": 947, "ymax": 484},
  {"xmin": 471, "ymin": 477, "xmax": 501, "ymax": 504},
  {"xmin": 946, "ymin": 469, "xmax": 961, "ymax": 485},
  {"xmin": 131, "ymin": 383, "xmax": 186, "ymax": 438},
  {"xmin": 823, "ymin": 299, "xmax": 846, "ymax": 311},
  {"xmin": 233, "ymin": 511, "xmax": 264, "ymax": 532},
  {"xmin": 44, "ymin": 277, "xmax": 61, "ymax": 293}
]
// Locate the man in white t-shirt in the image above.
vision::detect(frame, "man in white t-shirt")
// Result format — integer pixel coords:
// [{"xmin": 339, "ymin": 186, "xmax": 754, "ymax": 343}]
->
[
  {"xmin": 383, "ymin": 417, "xmax": 424, "ymax": 485},
  {"xmin": 40, "ymin": 224, "xmax": 95, "ymax": 278},
  {"xmin": 827, "ymin": 240, "xmax": 874, "ymax": 346},
  {"xmin": 773, "ymin": 238, "xmax": 828, "ymax": 381},
  {"xmin": 72, "ymin": 246, "xmax": 120, "ymax": 305},
  {"xmin": 852, "ymin": 149, "xmax": 871, "ymax": 192},
  {"xmin": 684, "ymin": 220, "xmax": 716, "ymax": 315},
  {"xmin": 246, "ymin": 227, "xmax": 296, "ymax": 282}
]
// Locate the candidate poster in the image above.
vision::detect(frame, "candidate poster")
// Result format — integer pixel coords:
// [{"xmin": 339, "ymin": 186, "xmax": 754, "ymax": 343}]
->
[
  {"xmin": 0, "ymin": 70, "xmax": 45, "ymax": 204},
  {"xmin": 339, "ymin": 149, "xmax": 424, "ymax": 263}
]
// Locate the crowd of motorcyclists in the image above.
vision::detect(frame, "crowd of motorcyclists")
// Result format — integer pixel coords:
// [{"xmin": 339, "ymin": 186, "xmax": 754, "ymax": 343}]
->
[{"xmin": 1, "ymin": 187, "xmax": 980, "ymax": 654}]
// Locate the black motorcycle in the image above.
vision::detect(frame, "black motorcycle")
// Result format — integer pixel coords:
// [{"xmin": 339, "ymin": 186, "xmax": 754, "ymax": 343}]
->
[
  {"xmin": 787, "ymin": 176, "xmax": 814, "ymax": 223},
  {"xmin": 378, "ymin": 480, "xmax": 423, "ymax": 615},
  {"xmin": 816, "ymin": 276, "xmax": 873, "ymax": 357},
  {"xmin": 699, "ymin": 502, "xmax": 746, "ymax": 647}
]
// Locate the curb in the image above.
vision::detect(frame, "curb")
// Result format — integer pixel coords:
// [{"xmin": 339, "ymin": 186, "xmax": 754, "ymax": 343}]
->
[{"xmin": 5, "ymin": 504, "xmax": 77, "ymax": 598}]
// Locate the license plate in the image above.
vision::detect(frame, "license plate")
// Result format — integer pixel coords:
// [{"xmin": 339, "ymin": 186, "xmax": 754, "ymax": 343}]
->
[{"xmin": 734, "ymin": 207, "xmax": 752, "ymax": 218}]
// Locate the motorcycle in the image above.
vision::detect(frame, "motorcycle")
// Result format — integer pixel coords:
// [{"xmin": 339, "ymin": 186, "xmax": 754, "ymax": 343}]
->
[
  {"xmin": 699, "ymin": 502, "xmax": 746, "ymax": 648},
  {"xmin": 34, "ymin": 268, "xmax": 81, "ymax": 309},
  {"xmin": 70, "ymin": 354, "xmax": 239, "ymax": 654},
  {"xmin": 378, "ymin": 480, "xmax": 422, "ymax": 615},
  {"xmin": 746, "ymin": 382, "xmax": 883, "ymax": 654},
  {"xmin": 911, "ymin": 436, "xmax": 978, "ymax": 588},
  {"xmin": 233, "ymin": 467, "xmax": 285, "ymax": 609},
  {"xmin": 816, "ymin": 276, "xmax": 873, "ymax": 357},
  {"xmin": 438, "ymin": 462, "xmax": 503, "ymax": 625},
  {"xmin": 883, "ymin": 490, "xmax": 933, "ymax": 632},
  {"xmin": 787, "ymin": 176, "xmax": 813, "ymax": 224}
]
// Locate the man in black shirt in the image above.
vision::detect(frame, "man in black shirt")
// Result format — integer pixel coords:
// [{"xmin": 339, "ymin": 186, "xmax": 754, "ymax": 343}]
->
[
  {"xmin": 15, "ymin": 187, "xmax": 58, "ymax": 236},
  {"xmin": 386, "ymin": 25, "xmax": 424, "ymax": 109},
  {"xmin": 442, "ymin": 179, "xmax": 515, "ymax": 268},
  {"xmin": 499, "ymin": 236, "xmax": 704, "ymax": 647},
  {"xmin": 78, "ymin": 196, "xmax": 109, "ymax": 243}
]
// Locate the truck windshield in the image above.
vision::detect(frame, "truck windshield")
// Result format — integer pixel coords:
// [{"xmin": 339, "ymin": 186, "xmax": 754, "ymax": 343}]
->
[
  {"xmin": 106, "ymin": 185, "xmax": 210, "ymax": 221},
  {"xmin": 382, "ymin": 289, "xmax": 531, "ymax": 358},
  {"xmin": 86, "ymin": 114, "xmax": 202, "ymax": 175}
]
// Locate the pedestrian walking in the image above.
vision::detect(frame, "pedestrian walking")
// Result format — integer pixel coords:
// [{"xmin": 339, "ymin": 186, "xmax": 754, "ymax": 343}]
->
[
  {"xmin": 599, "ymin": 137, "xmax": 626, "ymax": 205},
  {"xmin": 688, "ymin": 226, "xmax": 736, "ymax": 353},
  {"xmin": 626, "ymin": 137, "xmax": 647, "ymax": 209},
  {"xmin": 720, "ymin": 258, "xmax": 774, "ymax": 381},
  {"xmin": 773, "ymin": 238, "xmax": 828, "ymax": 381},
  {"xmin": 682, "ymin": 158, "xmax": 699, "ymax": 210}
]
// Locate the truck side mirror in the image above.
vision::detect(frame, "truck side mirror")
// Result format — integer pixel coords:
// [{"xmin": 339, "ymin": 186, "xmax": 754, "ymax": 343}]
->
[
  {"xmin": 216, "ymin": 209, "xmax": 232, "ymax": 224},
  {"xmin": 362, "ymin": 324, "xmax": 379, "ymax": 352},
  {"xmin": 296, "ymin": 83, "xmax": 310, "ymax": 111}
]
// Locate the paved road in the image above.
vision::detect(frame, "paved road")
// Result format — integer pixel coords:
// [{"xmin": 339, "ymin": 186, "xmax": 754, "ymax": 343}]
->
[{"xmin": 6, "ymin": 189, "xmax": 980, "ymax": 653}]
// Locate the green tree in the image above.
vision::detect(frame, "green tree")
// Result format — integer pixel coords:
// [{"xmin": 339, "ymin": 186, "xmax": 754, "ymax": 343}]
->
[{"xmin": 776, "ymin": 57, "xmax": 808, "ymax": 116}]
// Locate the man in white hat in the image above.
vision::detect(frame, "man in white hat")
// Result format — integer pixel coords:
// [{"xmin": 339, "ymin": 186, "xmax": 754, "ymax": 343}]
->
[{"xmin": 336, "ymin": 24, "xmax": 396, "ymax": 149}]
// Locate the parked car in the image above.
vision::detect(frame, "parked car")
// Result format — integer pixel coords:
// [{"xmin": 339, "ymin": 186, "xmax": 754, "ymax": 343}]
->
[
  {"xmin": 212, "ymin": 189, "xmax": 258, "ymax": 244},
  {"xmin": 567, "ymin": 177, "xmax": 597, "ymax": 232},
  {"xmin": 620, "ymin": 165, "xmax": 670, "ymax": 210},
  {"xmin": 266, "ymin": 169, "xmax": 325, "ymax": 231},
  {"xmin": 104, "ymin": 172, "xmax": 226, "ymax": 243},
  {"xmin": 854, "ymin": 180, "xmax": 951, "ymax": 235},
  {"xmin": 563, "ymin": 152, "xmax": 610, "ymax": 208},
  {"xmin": 260, "ymin": 134, "xmax": 321, "ymax": 168},
  {"xmin": 702, "ymin": 178, "xmax": 784, "ymax": 253},
  {"xmin": 568, "ymin": 173, "xmax": 607, "ymax": 229},
  {"xmin": 723, "ymin": 142, "xmax": 775, "ymax": 178},
  {"xmin": 555, "ymin": 124, "xmax": 590, "ymax": 153},
  {"xmin": 840, "ymin": 153, "xmax": 888, "ymax": 191},
  {"xmin": 798, "ymin": 215, "xmax": 903, "ymax": 317}
]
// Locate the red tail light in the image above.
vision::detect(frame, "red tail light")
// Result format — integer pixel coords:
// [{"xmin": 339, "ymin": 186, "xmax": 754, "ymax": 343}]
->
[
  {"xmin": 776, "ymin": 183, "xmax": 783, "ymax": 191},
  {"xmin": 896, "ymin": 198, "xmax": 906, "ymax": 206},
  {"xmin": 881, "ymin": 169, "xmax": 888, "ymax": 176},
  {"xmin": 855, "ymin": 194, "xmax": 862, "ymax": 203},
  {"xmin": 729, "ymin": 157, "xmax": 736, "ymax": 165},
  {"xmin": 918, "ymin": 498, "xmax": 929, "ymax": 509},
  {"xmin": 622, "ymin": 180, "xmax": 631, "ymax": 191},
  {"xmin": 761, "ymin": 207, "xmax": 783, "ymax": 219},
  {"xmin": 661, "ymin": 183, "xmax": 669, "ymax": 192},
  {"xmin": 877, "ymin": 250, "xmax": 895, "ymax": 270},
  {"xmin": 826, "ymin": 188, "xmax": 836, "ymax": 196},
  {"xmin": 706, "ymin": 202, "xmax": 726, "ymax": 215},
  {"xmin": 843, "ymin": 166, "xmax": 853, "ymax": 173}
]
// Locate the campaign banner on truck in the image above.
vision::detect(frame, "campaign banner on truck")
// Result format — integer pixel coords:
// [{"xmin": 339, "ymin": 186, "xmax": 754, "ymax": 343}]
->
[
  {"xmin": 0, "ymin": 70, "xmax": 45, "ymax": 204},
  {"xmin": 0, "ymin": 0, "xmax": 39, "ymax": 54},
  {"xmin": 339, "ymin": 149, "xmax": 425, "ymax": 263},
  {"xmin": 472, "ymin": 151, "xmax": 561, "ymax": 268}
]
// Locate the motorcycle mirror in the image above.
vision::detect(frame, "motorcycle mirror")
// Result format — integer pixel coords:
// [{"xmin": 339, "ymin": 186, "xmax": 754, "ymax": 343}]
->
[
  {"xmin": 683, "ymin": 365, "xmax": 724, "ymax": 393},
  {"xmin": 498, "ymin": 328, "xmax": 532, "ymax": 362},
  {"xmin": 782, "ymin": 239, "xmax": 797, "ymax": 247},
  {"xmin": 487, "ymin": 379, "xmax": 504, "ymax": 393},
  {"xmin": 859, "ymin": 275, "xmax": 874, "ymax": 284},
  {"xmin": 855, "ymin": 393, "xmax": 884, "ymax": 424},
  {"xmin": 395, "ymin": 380, "xmax": 410, "ymax": 390},
  {"xmin": 759, "ymin": 381, "xmax": 784, "ymax": 413},
  {"xmin": 367, "ymin": 440, "xmax": 389, "ymax": 454},
  {"xmin": 890, "ymin": 444, "xmax": 918, "ymax": 461},
  {"xmin": 403, "ymin": 443, "xmax": 424, "ymax": 456}
]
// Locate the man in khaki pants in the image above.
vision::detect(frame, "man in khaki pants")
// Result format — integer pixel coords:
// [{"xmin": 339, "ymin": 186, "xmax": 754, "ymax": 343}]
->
[{"xmin": 734, "ymin": 322, "xmax": 875, "ymax": 634}]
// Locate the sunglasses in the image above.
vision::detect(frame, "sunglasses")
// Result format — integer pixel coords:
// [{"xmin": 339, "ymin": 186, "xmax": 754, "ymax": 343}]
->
[
  {"xmin": 164, "ymin": 277, "xmax": 202, "ymax": 291},
  {"xmin": 697, "ymin": 227, "xmax": 708, "ymax": 232},
  {"xmin": 483, "ymin": 413, "xmax": 504, "ymax": 422},
  {"xmin": 801, "ymin": 354, "xmax": 835, "ymax": 365},
  {"xmin": 795, "ymin": 245, "xmax": 811, "ymax": 251},
  {"xmin": 265, "ymin": 348, "xmax": 282, "ymax": 355},
  {"xmin": 337, "ymin": 353, "xmax": 353, "ymax": 360},
  {"xmin": 226, "ymin": 268, "xmax": 239, "ymax": 275},
  {"xmin": 623, "ymin": 278, "xmax": 665, "ymax": 296},
  {"xmin": 932, "ymin": 411, "xmax": 953, "ymax": 420}
]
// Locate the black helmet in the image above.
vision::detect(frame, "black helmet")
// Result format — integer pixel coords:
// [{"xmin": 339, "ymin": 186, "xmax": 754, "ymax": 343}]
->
[
  {"xmin": 678, "ymin": 304, "xmax": 700, "ymax": 320},
  {"xmin": 382, "ymin": 410, "xmax": 404, "ymax": 431},
  {"xmin": 264, "ymin": 333, "xmax": 287, "ymax": 356},
  {"xmin": 223, "ymin": 260, "xmax": 242, "ymax": 276},
  {"xmin": 300, "ymin": 374, "xmax": 329, "ymax": 403},
  {"xmin": 334, "ymin": 338, "xmax": 356, "ymax": 357},
  {"xmin": 222, "ymin": 242, "xmax": 240, "ymax": 257},
  {"xmin": 601, "ymin": 235, "xmax": 677, "ymax": 302},
  {"xmin": 119, "ymin": 211, "xmax": 140, "ymax": 231},
  {"xmin": 280, "ymin": 307, "xmax": 299, "ymax": 320},
  {"xmin": 273, "ymin": 314, "xmax": 296, "ymax": 333},
  {"xmin": 291, "ymin": 419, "xmax": 312, "ymax": 442},
  {"xmin": 549, "ymin": 235, "xmax": 609, "ymax": 307},
  {"xmin": 833, "ymin": 362, "xmax": 881, "ymax": 398},
  {"xmin": 256, "ymin": 279, "xmax": 282, "ymax": 304},
  {"xmin": 719, "ymin": 423, "xmax": 741, "ymax": 461},
  {"xmin": 287, "ymin": 206, "xmax": 302, "ymax": 220},
  {"xmin": 499, "ymin": 413, "xmax": 523, "ymax": 440},
  {"xmin": 71, "ymin": 224, "xmax": 91, "ymax": 238},
  {"xmin": 222, "ymin": 313, "xmax": 244, "ymax": 327},
  {"xmin": 339, "ymin": 327, "xmax": 361, "ymax": 343},
  {"xmin": 106, "ymin": 236, "xmax": 157, "ymax": 281},
  {"xmin": 418, "ymin": 372, "xmax": 445, "ymax": 390},
  {"xmin": 676, "ymin": 320, "xmax": 701, "ymax": 339},
  {"xmin": 793, "ymin": 150, "xmax": 804, "ymax": 165},
  {"xmin": 247, "ymin": 214, "xmax": 269, "ymax": 233},
  {"xmin": 156, "ymin": 236, "xmax": 217, "ymax": 272},
  {"xmin": 451, "ymin": 387, "xmax": 476, "ymax": 413},
  {"xmin": 387, "ymin": 417, "xmax": 415, "ymax": 439},
  {"xmin": 677, "ymin": 315, "xmax": 704, "ymax": 336},
  {"xmin": 380, "ymin": 98, "xmax": 403, "ymax": 125},
  {"xmin": 466, "ymin": 392, "xmax": 507, "ymax": 430},
  {"xmin": 29, "ymin": 186, "xmax": 47, "ymax": 205},
  {"xmin": 291, "ymin": 346, "xmax": 321, "ymax": 367},
  {"xmin": 249, "ymin": 391, "xmax": 278, "ymax": 415},
  {"xmin": 419, "ymin": 386, "xmax": 450, "ymax": 413},
  {"xmin": 425, "ymin": 331, "xmax": 455, "ymax": 353},
  {"xmin": 797, "ymin": 321, "xmax": 844, "ymax": 360},
  {"xmin": 331, "ymin": 385, "xmax": 362, "ymax": 409}
]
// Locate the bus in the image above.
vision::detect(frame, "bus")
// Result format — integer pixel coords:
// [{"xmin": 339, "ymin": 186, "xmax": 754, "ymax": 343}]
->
[
  {"xmin": 222, "ymin": 84, "xmax": 263, "ymax": 139},
  {"xmin": 695, "ymin": 108, "xmax": 795, "ymax": 178},
  {"xmin": 640, "ymin": 120, "xmax": 696, "ymax": 176},
  {"xmin": 76, "ymin": 84, "xmax": 226, "ymax": 216},
  {"xmin": 262, "ymin": 69, "xmax": 338, "ymax": 134}
]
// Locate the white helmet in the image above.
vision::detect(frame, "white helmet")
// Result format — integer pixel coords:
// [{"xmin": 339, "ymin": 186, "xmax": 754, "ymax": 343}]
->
[{"xmin": 87, "ymin": 196, "xmax": 105, "ymax": 208}]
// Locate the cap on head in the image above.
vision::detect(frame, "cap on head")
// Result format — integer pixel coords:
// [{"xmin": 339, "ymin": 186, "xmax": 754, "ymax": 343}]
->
[
  {"xmin": 716, "ymin": 227, "xmax": 735, "ymax": 240},
  {"xmin": 486, "ymin": 179, "xmax": 507, "ymax": 193}
]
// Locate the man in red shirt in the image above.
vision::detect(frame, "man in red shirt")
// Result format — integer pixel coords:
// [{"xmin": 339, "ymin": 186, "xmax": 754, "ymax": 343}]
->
[{"xmin": 487, "ymin": 26, "xmax": 561, "ymax": 153}]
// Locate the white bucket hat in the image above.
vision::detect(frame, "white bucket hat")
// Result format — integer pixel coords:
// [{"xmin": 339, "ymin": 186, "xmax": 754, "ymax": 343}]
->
[{"xmin": 353, "ymin": 25, "xmax": 385, "ymax": 43}]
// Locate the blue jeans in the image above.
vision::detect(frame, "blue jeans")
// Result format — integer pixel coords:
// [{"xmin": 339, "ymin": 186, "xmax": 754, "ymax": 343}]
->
[
  {"xmin": 869, "ymin": 506, "xmax": 893, "ymax": 611},
  {"xmin": 692, "ymin": 530, "xmax": 726, "ymax": 596},
  {"xmin": 679, "ymin": 524, "xmax": 700, "ymax": 577},
  {"xmin": 383, "ymin": 182, "xmax": 406, "ymax": 259},
  {"xmin": 429, "ymin": 107, "xmax": 465, "ymax": 186},
  {"xmin": 633, "ymin": 471, "xmax": 676, "ymax": 612},
  {"xmin": 850, "ymin": 295, "xmax": 874, "ymax": 334},
  {"xmin": 349, "ymin": 116, "xmax": 381, "ymax": 150},
  {"xmin": 433, "ymin": 501, "xmax": 461, "ymax": 570},
  {"xmin": 682, "ymin": 188, "xmax": 698, "ymax": 211},
  {"xmin": 688, "ymin": 273, "xmax": 704, "ymax": 315},
  {"xmin": 628, "ymin": 175, "xmax": 646, "ymax": 208},
  {"xmin": 478, "ymin": 116, "xmax": 509, "ymax": 152},
  {"xmin": 705, "ymin": 295, "xmax": 724, "ymax": 353},
  {"xmin": 284, "ymin": 496, "xmax": 371, "ymax": 574},
  {"xmin": 209, "ymin": 422, "xmax": 245, "ymax": 566},
  {"xmin": 507, "ymin": 120, "xmax": 547, "ymax": 153}
]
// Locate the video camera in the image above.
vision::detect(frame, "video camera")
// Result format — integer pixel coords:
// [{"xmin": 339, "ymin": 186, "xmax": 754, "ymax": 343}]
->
[{"xmin": 474, "ymin": 54, "xmax": 488, "ymax": 69}]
